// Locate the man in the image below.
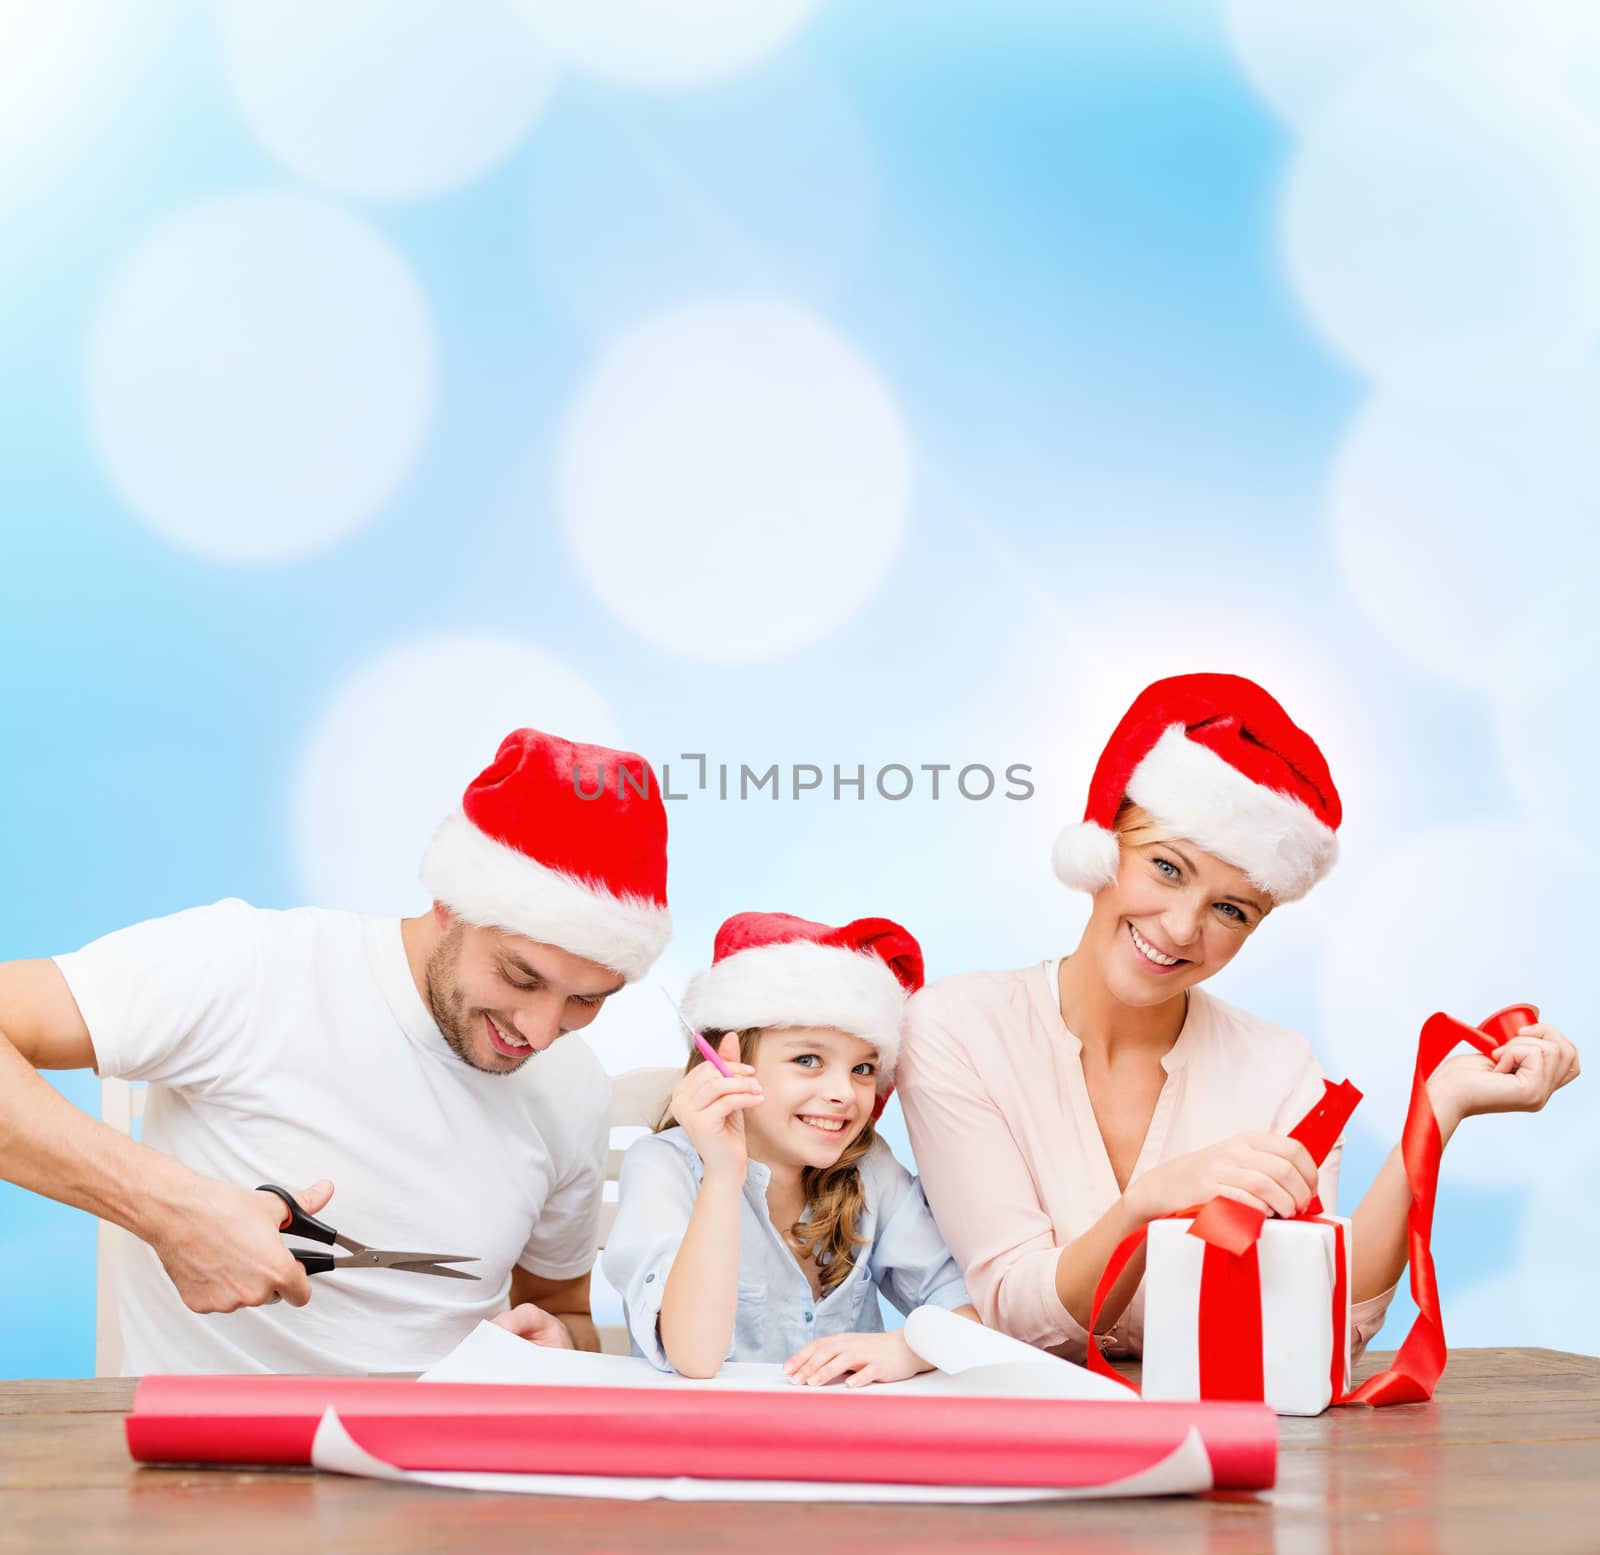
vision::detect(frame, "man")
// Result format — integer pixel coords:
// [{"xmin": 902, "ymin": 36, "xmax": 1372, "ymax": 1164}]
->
[{"xmin": 0, "ymin": 728, "xmax": 670, "ymax": 1373}]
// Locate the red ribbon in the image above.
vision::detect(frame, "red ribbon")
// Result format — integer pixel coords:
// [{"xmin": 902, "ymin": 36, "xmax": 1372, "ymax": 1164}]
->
[
  {"xmin": 1084, "ymin": 1006, "xmax": 1533, "ymax": 1409},
  {"xmin": 1195, "ymin": 1237, "xmax": 1264, "ymax": 1400},
  {"xmin": 1341, "ymin": 1004, "xmax": 1534, "ymax": 1407}
]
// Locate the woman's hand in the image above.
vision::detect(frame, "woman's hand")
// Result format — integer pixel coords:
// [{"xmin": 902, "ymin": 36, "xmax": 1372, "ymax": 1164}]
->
[
  {"xmin": 1123, "ymin": 1133, "xmax": 1320, "ymax": 1224},
  {"xmin": 670, "ymin": 1034, "xmax": 763, "ymax": 1181},
  {"xmin": 1427, "ymin": 1022, "xmax": 1580, "ymax": 1138},
  {"xmin": 491, "ymin": 1303, "xmax": 575, "ymax": 1347},
  {"xmin": 783, "ymin": 1328, "xmax": 931, "ymax": 1388}
]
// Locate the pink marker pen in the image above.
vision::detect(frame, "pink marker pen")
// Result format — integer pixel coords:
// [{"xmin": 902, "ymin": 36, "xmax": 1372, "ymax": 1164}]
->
[{"xmin": 661, "ymin": 989, "xmax": 732, "ymax": 1076}]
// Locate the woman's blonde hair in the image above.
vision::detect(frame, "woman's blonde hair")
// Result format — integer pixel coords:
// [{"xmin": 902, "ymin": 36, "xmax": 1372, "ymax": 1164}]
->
[
  {"xmin": 1112, "ymin": 797, "xmax": 1177, "ymax": 849},
  {"xmin": 657, "ymin": 1028, "xmax": 873, "ymax": 1296}
]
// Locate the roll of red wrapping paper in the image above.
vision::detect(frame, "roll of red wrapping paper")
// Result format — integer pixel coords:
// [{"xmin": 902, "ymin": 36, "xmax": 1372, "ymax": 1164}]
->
[{"xmin": 126, "ymin": 1376, "xmax": 1276, "ymax": 1491}]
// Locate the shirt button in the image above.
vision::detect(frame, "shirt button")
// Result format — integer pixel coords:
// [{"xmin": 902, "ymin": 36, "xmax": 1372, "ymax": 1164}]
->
[
  {"xmin": 804, "ymin": 1312, "xmax": 814, "ymax": 1323},
  {"xmin": 644, "ymin": 1273, "xmax": 656, "ymax": 1284}
]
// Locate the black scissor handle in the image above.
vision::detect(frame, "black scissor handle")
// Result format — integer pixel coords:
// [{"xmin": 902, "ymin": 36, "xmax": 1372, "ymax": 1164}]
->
[{"xmin": 257, "ymin": 1184, "xmax": 338, "ymax": 1246}]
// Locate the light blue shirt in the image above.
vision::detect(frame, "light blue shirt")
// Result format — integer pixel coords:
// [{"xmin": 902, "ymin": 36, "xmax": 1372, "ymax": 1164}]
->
[{"xmin": 603, "ymin": 1127, "xmax": 971, "ymax": 1371}]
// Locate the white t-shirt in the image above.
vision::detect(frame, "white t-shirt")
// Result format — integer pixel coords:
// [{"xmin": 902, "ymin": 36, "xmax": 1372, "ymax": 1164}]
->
[{"xmin": 55, "ymin": 898, "xmax": 609, "ymax": 1376}]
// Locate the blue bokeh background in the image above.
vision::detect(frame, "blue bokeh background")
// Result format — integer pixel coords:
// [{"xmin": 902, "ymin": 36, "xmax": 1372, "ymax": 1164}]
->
[{"xmin": 3, "ymin": 0, "xmax": 1596, "ymax": 1376}]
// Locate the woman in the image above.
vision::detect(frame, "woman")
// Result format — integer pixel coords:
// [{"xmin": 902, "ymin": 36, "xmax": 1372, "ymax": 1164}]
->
[{"xmin": 896, "ymin": 673, "xmax": 1579, "ymax": 1361}]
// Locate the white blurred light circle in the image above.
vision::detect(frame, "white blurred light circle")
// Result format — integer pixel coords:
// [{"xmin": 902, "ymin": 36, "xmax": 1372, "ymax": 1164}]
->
[
  {"xmin": 520, "ymin": 0, "xmax": 821, "ymax": 88},
  {"xmin": 1318, "ymin": 823, "xmax": 1594, "ymax": 1187},
  {"xmin": 1283, "ymin": 51, "xmax": 1600, "ymax": 403},
  {"xmin": 89, "ymin": 193, "xmax": 433, "ymax": 563},
  {"xmin": 295, "ymin": 635, "xmax": 621, "ymax": 915},
  {"xmin": 1225, "ymin": 0, "xmax": 1578, "ymax": 128},
  {"xmin": 559, "ymin": 298, "xmax": 912, "ymax": 662},
  {"xmin": 1329, "ymin": 382, "xmax": 1600, "ymax": 693},
  {"xmin": 222, "ymin": 0, "xmax": 557, "ymax": 200}
]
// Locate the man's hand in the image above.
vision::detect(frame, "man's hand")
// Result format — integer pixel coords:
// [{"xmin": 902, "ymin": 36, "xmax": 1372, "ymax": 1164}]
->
[
  {"xmin": 146, "ymin": 1178, "xmax": 335, "ymax": 1314},
  {"xmin": 492, "ymin": 1303, "xmax": 577, "ymax": 1348}
]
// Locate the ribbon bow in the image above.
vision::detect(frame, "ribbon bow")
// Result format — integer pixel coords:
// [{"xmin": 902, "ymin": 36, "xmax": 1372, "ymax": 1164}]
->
[{"xmin": 1084, "ymin": 1004, "xmax": 1536, "ymax": 1408}]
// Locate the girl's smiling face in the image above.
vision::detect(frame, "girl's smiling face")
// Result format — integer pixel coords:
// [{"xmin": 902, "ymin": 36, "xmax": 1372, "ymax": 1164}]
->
[
  {"xmin": 1087, "ymin": 825, "xmax": 1273, "ymax": 1007},
  {"xmin": 741, "ymin": 1026, "xmax": 879, "ymax": 1170}
]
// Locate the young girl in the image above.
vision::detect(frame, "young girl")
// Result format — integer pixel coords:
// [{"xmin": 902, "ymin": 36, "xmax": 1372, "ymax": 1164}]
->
[
  {"xmin": 603, "ymin": 911, "xmax": 978, "ymax": 1383},
  {"xmin": 896, "ymin": 672, "xmax": 1581, "ymax": 1363}
]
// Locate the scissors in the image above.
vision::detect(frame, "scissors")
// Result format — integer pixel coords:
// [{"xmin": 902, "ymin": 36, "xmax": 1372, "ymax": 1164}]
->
[{"xmin": 257, "ymin": 1184, "xmax": 481, "ymax": 1281}]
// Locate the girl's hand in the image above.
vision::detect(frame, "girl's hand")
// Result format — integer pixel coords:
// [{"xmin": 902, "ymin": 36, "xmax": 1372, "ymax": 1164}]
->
[
  {"xmin": 783, "ymin": 1328, "xmax": 931, "ymax": 1388},
  {"xmin": 670, "ymin": 1034, "xmax": 763, "ymax": 1181},
  {"xmin": 1427, "ymin": 1022, "xmax": 1580, "ymax": 1136},
  {"xmin": 1123, "ymin": 1133, "xmax": 1320, "ymax": 1224},
  {"xmin": 491, "ymin": 1303, "xmax": 575, "ymax": 1348}
]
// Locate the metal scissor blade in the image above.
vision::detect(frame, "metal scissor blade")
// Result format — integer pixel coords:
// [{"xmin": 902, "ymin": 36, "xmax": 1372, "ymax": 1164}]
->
[
  {"xmin": 339, "ymin": 1248, "xmax": 478, "ymax": 1268},
  {"xmin": 386, "ymin": 1262, "xmax": 482, "ymax": 1281},
  {"xmin": 313, "ymin": 1254, "xmax": 483, "ymax": 1280}
]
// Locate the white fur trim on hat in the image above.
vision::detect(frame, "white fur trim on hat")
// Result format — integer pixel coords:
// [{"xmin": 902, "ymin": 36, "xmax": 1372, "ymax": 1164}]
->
[
  {"xmin": 420, "ymin": 810, "xmax": 671, "ymax": 981},
  {"xmin": 1051, "ymin": 821, "xmax": 1122, "ymax": 894},
  {"xmin": 1124, "ymin": 725, "xmax": 1339, "ymax": 904},
  {"xmin": 679, "ymin": 940, "xmax": 910, "ymax": 1086}
]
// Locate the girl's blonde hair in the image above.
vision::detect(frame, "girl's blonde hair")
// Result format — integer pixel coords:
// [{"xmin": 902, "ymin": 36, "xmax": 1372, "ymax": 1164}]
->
[{"xmin": 657, "ymin": 1028, "xmax": 873, "ymax": 1296}]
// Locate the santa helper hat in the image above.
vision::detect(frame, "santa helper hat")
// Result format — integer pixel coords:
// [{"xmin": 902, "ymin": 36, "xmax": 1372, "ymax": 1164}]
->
[
  {"xmin": 420, "ymin": 728, "xmax": 671, "ymax": 981},
  {"xmin": 680, "ymin": 912, "xmax": 925, "ymax": 1094},
  {"xmin": 1052, "ymin": 673, "xmax": 1342, "ymax": 905}
]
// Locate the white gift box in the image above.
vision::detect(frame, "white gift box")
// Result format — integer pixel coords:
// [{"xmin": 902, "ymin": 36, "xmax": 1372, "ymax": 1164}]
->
[{"xmin": 1140, "ymin": 1215, "xmax": 1353, "ymax": 1417}]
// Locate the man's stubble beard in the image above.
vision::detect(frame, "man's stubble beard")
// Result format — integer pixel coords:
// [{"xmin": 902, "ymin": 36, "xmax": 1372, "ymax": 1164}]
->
[{"xmin": 424, "ymin": 920, "xmax": 529, "ymax": 1077}]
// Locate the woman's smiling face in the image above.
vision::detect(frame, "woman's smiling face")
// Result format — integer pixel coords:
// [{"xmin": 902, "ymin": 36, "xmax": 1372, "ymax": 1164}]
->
[{"xmin": 1087, "ymin": 824, "xmax": 1273, "ymax": 1007}]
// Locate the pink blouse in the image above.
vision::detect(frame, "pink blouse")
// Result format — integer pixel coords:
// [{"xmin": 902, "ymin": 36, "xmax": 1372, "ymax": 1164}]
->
[{"xmin": 896, "ymin": 959, "xmax": 1396, "ymax": 1363}]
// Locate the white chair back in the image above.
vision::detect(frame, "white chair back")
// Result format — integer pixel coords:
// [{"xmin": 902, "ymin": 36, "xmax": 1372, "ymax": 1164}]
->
[
  {"xmin": 95, "ymin": 1078, "xmax": 145, "ymax": 1376},
  {"xmin": 95, "ymin": 1067, "xmax": 682, "ymax": 1370},
  {"xmin": 596, "ymin": 1066, "xmax": 679, "ymax": 1355}
]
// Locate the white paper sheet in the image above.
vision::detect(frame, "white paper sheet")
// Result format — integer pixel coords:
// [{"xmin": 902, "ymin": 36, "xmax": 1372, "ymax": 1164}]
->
[
  {"xmin": 419, "ymin": 1305, "xmax": 1132, "ymax": 1403},
  {"xmin": 900, "ymin": 1305, "xmax": 1135, "ymax": 1400},
  {"xmin": 419, "ymin": 1320, "xmax": 795, "ymax": 1391},
  {"xmin": 310, "ymin": 1407, "xmax": 1214, "ymax": 1503}
]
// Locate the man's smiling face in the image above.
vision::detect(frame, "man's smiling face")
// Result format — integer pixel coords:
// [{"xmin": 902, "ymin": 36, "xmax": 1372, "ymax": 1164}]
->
[{"xmin": 423, "ymin": 907, "xmax": 625, "ymax": 1074}]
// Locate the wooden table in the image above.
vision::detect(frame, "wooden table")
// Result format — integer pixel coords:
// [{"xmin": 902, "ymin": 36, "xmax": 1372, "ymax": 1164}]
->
[{"xmin": 3, "ymin": 1349, "xmax": 1597, "ymax": 1554}]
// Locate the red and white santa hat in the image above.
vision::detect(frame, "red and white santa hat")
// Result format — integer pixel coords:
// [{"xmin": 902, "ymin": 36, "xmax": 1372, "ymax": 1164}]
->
[
  {"xmin": 420, "ymin": 728, "xmax": 671, "ymax": 981},
  {"xmin": 679, "ymin": 912, "xmax": 925, "ymax": 1090},
  {"xmin": 1052, "ymin": 673, "xmax": 1342, "ymax": 905}
]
